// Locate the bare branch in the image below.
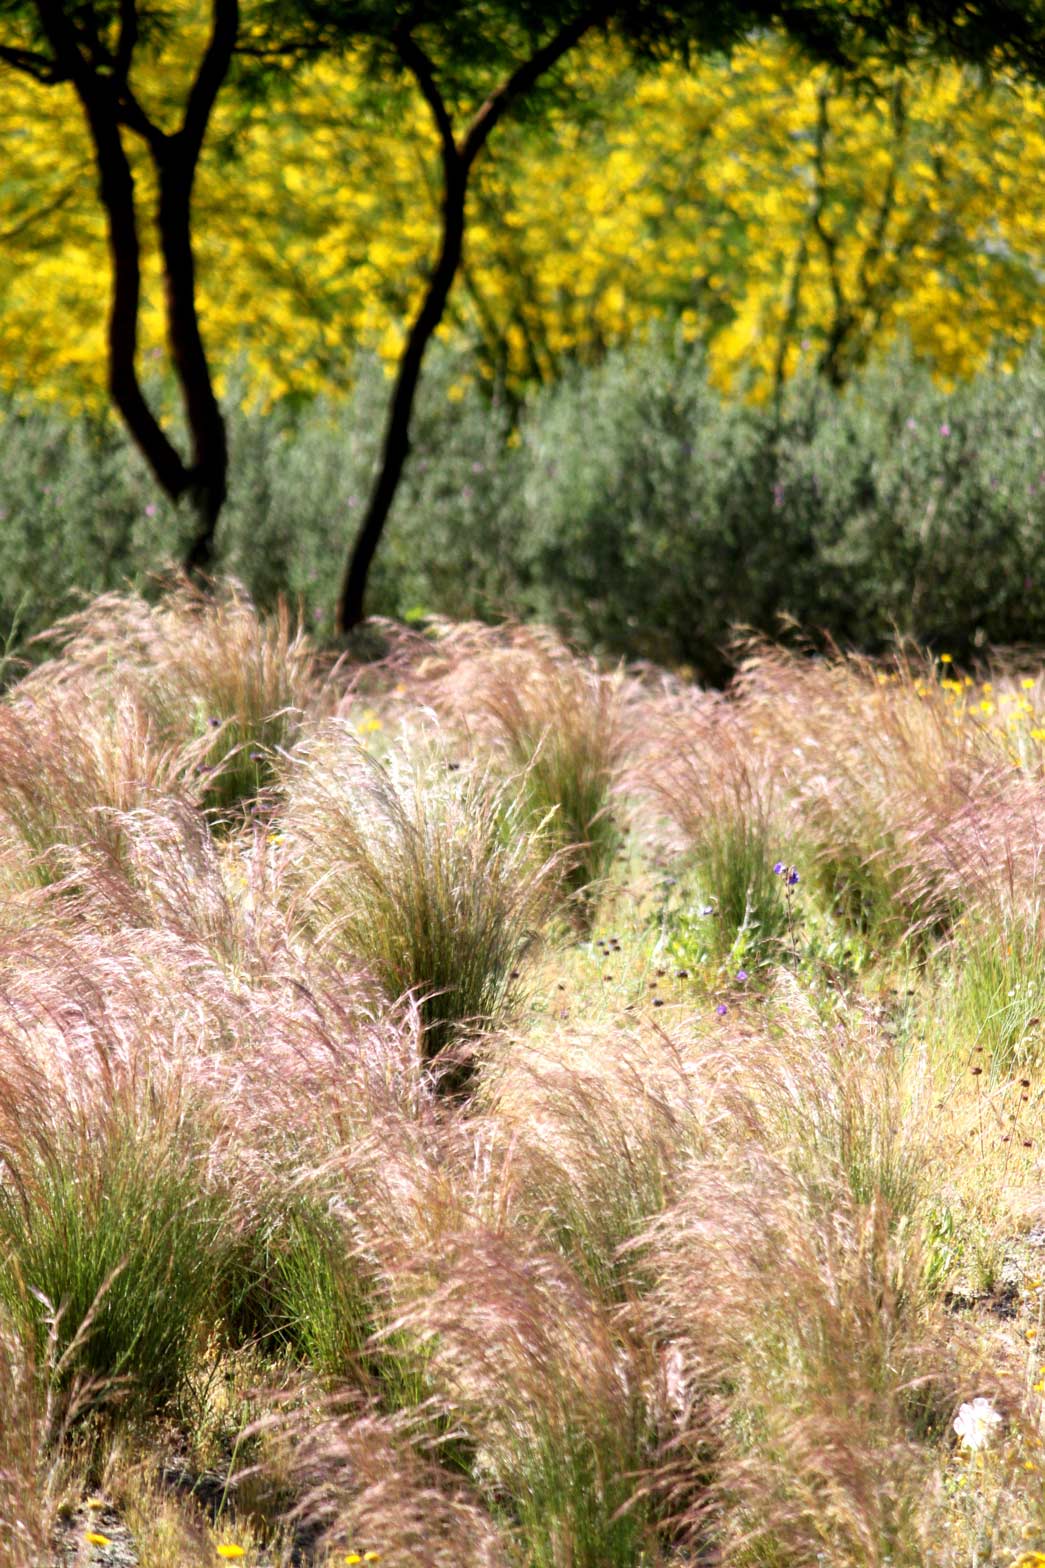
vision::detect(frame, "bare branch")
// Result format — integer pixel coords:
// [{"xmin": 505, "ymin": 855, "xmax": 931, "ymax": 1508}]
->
[
  {"xmin": 397, "ymin": 28, "xmax": 456, "ymax": 160},
  {"xmin": 460, "ymin": 5, "xmax": 606, "ymax": 170},
  {"xmin": 0, "ymin": 41, "xmax": 65, "ymax": 83},
  {"xmin": 178, "ymin": 0, "xmax": 239, "ymax": 163}
]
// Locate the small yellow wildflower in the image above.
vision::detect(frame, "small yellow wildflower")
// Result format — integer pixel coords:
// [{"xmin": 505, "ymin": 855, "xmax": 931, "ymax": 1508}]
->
[
  {"xmin": 1024, "ymin": 678, "xmax": 1037, "ymax": 690},
  {"xmin": 983, "ymin": 681, "xmax": 994, "ymax": 693},
  {"xmin": 1011, "ymin": 1555, "xmax": 1045, "ymax": 1567},
  {"xmin": 86, "ymin": 1499, "xmax": 107, "ymax": 1510},
  {"xmin": 216, "ymin": 1549, "xmax": 246, "ymax": 1561},
  {"xmin": 980, "ymin": 700, "xmax": 996, "ymax": 716},
  {"xmin": 940, "ymin": 653, "xmax": 953, "ymax": 663},
  {"xmin": 1033, "ymin": 729, "xmax": 1045, "ymax": 742},
  {"xmin": 357, "ymin": 710, "xmax": 383, "ymax": 736},
  {"xmin": 85, "ymin": 1534, "xmax": 112, "ymax": 1548}
]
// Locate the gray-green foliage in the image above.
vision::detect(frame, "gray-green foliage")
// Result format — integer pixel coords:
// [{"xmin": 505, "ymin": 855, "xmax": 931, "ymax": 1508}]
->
[{"xmin": 7, "ymin": 339, "xmax": 1045, "ymax": 678}]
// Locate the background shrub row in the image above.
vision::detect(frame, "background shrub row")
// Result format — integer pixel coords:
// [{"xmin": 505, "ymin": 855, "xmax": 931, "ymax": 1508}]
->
[{"xmin": 6, "ymin": 338, "xmax": 1044, "ymax": 678}]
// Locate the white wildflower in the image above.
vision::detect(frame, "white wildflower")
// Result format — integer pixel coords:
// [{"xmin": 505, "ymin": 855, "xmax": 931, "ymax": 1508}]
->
[{"xmin": 953, "ymin": 1397, "xmax": 1003, "ymax": 1451}]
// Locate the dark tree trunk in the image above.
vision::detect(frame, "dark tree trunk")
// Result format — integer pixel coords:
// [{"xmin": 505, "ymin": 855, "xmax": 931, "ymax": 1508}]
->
[
  {"xmin": 337, "ymin": 158, "xmax": 467, "ymax": 631},
  {"xmin": 336, "ymin": 9, "xmax": 602, "ymax": 634},
  {"xmin": 157, "ymin": 148, "xmax": 229, "ymax": 572},
  {"xmin": 31, "ymin": 0, "xmax": 235, "ymax": 575}
]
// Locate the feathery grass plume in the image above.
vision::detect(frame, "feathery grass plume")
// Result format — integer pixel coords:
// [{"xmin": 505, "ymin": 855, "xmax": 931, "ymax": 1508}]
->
[
  {"xmin": 0, "ymin": 1293, "xmax": 112, "ymax": 1568},
  {"xmin": 636, "ymin": 1148, "xmax": 972, "ymax": 1567},
  {"xmin": 280, "ymin": 723, "xmax": 563, "ymax": 1089},
  {"xmin": 0, "ymin": 681, "xmax": 205, "ymax": 895},
  {"xmin": 27, "ymin": 581, "xmax": 314, "ymax": 820},
  {"xmin": 731, "ymin": 641, "xmax": 995, "ymax": 945},
  {"xmin": 400, "ymin": 621, "xmax": 632, "ymax": 920},
  {"xmin": 637, "ymin": 688, "xmax": 790, "ymax": 966},
  {"xmin": 0, "ymin": 1074, "xmax": 230, "ymax": 1405},
  {"xmin": 482, "ymin": 1020, "xmax": 718, "ymax": 1298},
  {"xmin": 54, "ymin": 799, "xmax": 293, "ymax": 979},
  {"xmin": 259, "ymin": 1397, "xmax": 511, "ymax": 1568},
  {"xmin": 388, "ymin": 1227, "xmax": 657, "ymax": 1568}
]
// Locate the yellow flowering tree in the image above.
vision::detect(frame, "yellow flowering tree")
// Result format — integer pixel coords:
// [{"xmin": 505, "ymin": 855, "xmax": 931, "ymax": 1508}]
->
[{"xmin": 0, "ymin": 0, "xmax": 238, "ymax": 567}]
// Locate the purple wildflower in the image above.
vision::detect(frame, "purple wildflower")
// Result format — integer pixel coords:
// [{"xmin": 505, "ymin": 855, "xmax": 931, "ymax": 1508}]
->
[
  {"xmin": 716, "ymin": 1003, "xmax": 728, "ymax": 1016},
  {"xmin": 787, "ymin": 868, "xmax": 800, "ymax": 886},
  {"xmin": 940, "ymin": 422, "xmax": 951, "ymax": 437},
  {"xmin": 773, "ymin": 862, "xmax": 785, "ymax": 876},
  {"xmin": 736, "ymin": 969, "xmax": 748, "ymax": 982}
]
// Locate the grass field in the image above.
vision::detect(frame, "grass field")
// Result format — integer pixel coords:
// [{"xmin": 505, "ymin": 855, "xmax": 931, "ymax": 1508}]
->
[{"xmin": 1, "ymin": 585, "xmax": 1044, "ymax": 1568}]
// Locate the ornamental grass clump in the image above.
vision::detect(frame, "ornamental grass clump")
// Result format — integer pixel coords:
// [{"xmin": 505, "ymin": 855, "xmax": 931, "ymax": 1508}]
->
[
  {"xmin": 937, "ymin": 913, "xmax": 1045, "ymax": 1080},
  {"xmin": 0, "ymin": 1297, "xmax": 104, "ymax": 1568},
  {"xmin": 636, "ymin": 1151, "xmax": 976, "ymax": 1568},
  {"xmin": 0, "ymin": 935, "xmax": 236, "ymax": 1404},
  {"xmin": 389, "ymin": 1228, "xmax": 657, "ymax": 1568},
  {"xmin": 267, "ymin": 1401, "xmax": 512, "ymax": 1568},
  {"xmin": 482, "ymin": 1020, "xmax": 712, "ymax": 1298},
  {"xmin": 0, "ymin": 1081, "xmax": 230, "ymax": 1406},
  {"xmin": 638, "ymin": 691, "xmax": 791, "ymax": 967},
  {"xmin": 404, "ymin": 622, "xmax": 631, "ymax": 919},
  {"xmin": 0, "ymin": 682, "xmax": 203, "ymax": 895},
  {"xmin": 732, "ymin": 642, "xmax": 988, "ymax": 945},
  {"xmin": 280, "ymin": 724, "xmax": 563, "ymax": 1087},
  {"xmin": 28, "ymin": 582, "xmax": 315, "ymax": 820}
]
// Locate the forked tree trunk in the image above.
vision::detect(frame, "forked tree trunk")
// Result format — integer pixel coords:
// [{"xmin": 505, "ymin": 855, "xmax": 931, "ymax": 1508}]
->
[
  {"xmin": 157, "ymin": 150, "xmax": 229, "ymax": 572},
  {"xmin": 336, "ymin": 9, "xmax": 602, "ymax": 634},
  {"xmin": 31, "ymin": 0, "xmax": 235, "ymax": 575}
]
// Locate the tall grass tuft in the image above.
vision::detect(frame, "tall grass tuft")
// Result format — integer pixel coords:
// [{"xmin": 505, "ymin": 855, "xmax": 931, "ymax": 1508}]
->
[
  {"xmin": 0, "ymin": 1296, "xmax": 109, "ymax": 1567},
  {"xmin": 28, "ymin": 582, "xmax": 315, "ymax": 820},
  {"xmin": 732, "ymin": 642, "xmax": 988, "ymax": 947},
  {"xmin": 265, "ymin": 1399, "xmax": 512, "ymax": 1568},
  {"xmin": 939, "ymin": 914, "xmax": 1045, "ymax": 1079},
  {"xmin": 229, "ymin": 1191, "xmax": 375, "ymax": 1380},
  {"xmin": 483, "ymin": 1020, "xmax": 712, "ymax": 1298},
  {"xmin": 0, "ymin": 1015, "xmax": 230, "ymax": 1404},
  {"xmin": 281, "ymin": 724, "xmax": 562, "ymax": 1087},
  {"xmin": 404, "ymin": 622, "xmax": 631, "ymax": 920},
  {"xmin": 0, "ymin": 683, "xmax": 203, "ymax": 895},
  {"xmin": 639, "ymin": 691, "xmax": 790, "ymax": 967},
  {"xmin": 637, "ymin": 1151, "xmax": 981, "ymax": 1567},
  {"xmin": 390, "ymin": 1228, "xmax": 657, "ymax": 1568}
]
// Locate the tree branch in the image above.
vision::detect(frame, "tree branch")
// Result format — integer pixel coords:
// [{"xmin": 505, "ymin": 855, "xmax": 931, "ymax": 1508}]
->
[
  {"xmin": 0, "ymin": 42, "xmax": 65, "ymax": 82},
  {"xmin": 460, "ymin": 5, "xmax": 606, "ymax": 170},
  {"xmin": 396, "ymin": 28, "xmax": 456, "ymax": 162},
  {"xmin": 178, "ymin": 0, "xmax": 239, "ymax": 164}
]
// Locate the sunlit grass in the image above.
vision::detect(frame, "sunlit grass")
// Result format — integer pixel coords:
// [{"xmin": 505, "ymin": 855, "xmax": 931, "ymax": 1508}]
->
[{"xmin": 0, "ymin": 597, "xmax": 1044, "ymax": 1566}]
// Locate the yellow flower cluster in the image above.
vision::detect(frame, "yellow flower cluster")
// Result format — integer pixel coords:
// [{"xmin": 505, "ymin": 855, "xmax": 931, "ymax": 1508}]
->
[{"xmin": 4, "ymin": 17, "xmax": 1045, "ymax": 403}]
